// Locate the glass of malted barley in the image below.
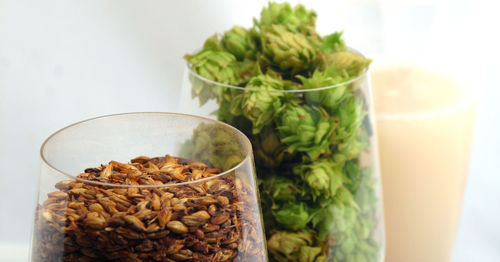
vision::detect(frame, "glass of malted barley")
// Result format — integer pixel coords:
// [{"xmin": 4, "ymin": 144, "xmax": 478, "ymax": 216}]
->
[{"xmin": 31, "ymin": 112, "xmax": 267, "ymax": 262}]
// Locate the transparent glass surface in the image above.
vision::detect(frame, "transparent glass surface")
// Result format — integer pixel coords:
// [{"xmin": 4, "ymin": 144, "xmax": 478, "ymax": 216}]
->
[
  {"xmin": 31, "ymin": 112, "xmax": 267, "ymax": 262},
  {"xmin": 372, "ymin": 66, "xmax": 477, "ymax": 262},
  {"xmin": 181, "ymin": 54, "xmax": 385, "ymax": 262},
  {"xmin": 362, "ymin": 1, "xmax": 477, "ymax": 261}
]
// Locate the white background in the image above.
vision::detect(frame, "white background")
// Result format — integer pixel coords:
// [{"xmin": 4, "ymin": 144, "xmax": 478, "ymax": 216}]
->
[{"xmin": 1, "ymin": 0, "xmax": 499, "ymax": 261}]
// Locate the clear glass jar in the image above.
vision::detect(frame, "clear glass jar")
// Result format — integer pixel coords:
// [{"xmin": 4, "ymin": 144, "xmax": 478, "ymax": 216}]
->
[
  {"xmin": 181, "ymin": 51, "xmax": 385, "ymax": 262},
  {"xmin": 31, "ymin": 112, "xmax": 267, "ymax": 262}
]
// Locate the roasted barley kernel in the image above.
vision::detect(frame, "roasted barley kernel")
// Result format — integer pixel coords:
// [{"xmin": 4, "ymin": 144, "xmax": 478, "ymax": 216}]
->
[
  {"xmin": 166, "ymin": 220, "xmax": 189, "ymax": 234},
  {"xmin": 32, "ymin": 155, "xmax": 264, "ymax": 262}
]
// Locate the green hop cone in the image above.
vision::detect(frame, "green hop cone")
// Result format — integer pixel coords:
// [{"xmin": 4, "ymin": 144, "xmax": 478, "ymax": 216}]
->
[
  {"xmin": 261, "ymin": 175, "xmax": 301, "ymax": 202},
  {"xmin": 185, "ymin": 50, "xmax": 240, "ymax": 106},
  {"xmin": 267, "ymin": 231, "xmax": 315, "ymax": 262},
  {"xmin": 340, "ymin": 129, "xmax": 369, "ymax": 161},
  {"xmin": 342, "ymin": 159, "xmax": 362, "ymax": 193},
  {"xmin": 354, "ymin": 168, "xmax": 378, "ymax": 220},
  {"xmin": 237, "ymin": 58, "xmax": 260, "ymax": 84},
  {"xmin": 353, "ymin": 167, "xmax": 378, "ymax": 238},
  {"xmin": 276, "ymin": 103, "xmax": 336, "ymax": 159},
  {"xmin": 259, "ymin": 2, "xmax": 316, "ymax": 33},
  {"xmin": 293, "ymin": 159, "xmax": 343, "ymax": 201},
  {"xmin": 185, "ymin": 50, "xmax": 240, "ymax": 85},
  {"xmin": 179, "ymin": 122, "xmax": 244, "ymax": 171},
  {"xmin": 221, "ymin": 26, "xmax": 256, "ymax": 61},
  {"xmin": 273, "ymin": 202, "xmax": 311, "ymax": 231},
  {"xmin": 311, "ymin": 184, "xmax": 379, "ymax": 262},
  {"xmin": 261, "ymin": 24, "xmax": 317, "ymax": 76},
  {"xmin": 335, "ymin": 95, "xmax": 367, "ymax": 160},
  {"xmin": 253, "ymin": 126, "xmax": 287, "ymax": 168},
  {"xmin": 299, "ymin": 246, "xmax": 326, "ymax": 262},
  {"xmin": 259, "ymin": 173, "xmax": 301, "ymax": 232},
  {"xmin": 239, "ymin": 74, "xmax": 285, "ymax": 134},
  {"xmin": 327, "ymin": 51, "xmax": 371, "ymax": 78},
  {"xmin": 350, "ymin": 172, "xmax": 380, "ymax": 262},
  {"xmin": 215, "ymin": 97, "xmax": 254, "ymax": 135},
  {"xmin": 310, "ymin": 187, "xmax": 359, "ymax": 240},
  {"xmin": 297, "ymin": 68, "xmax": 348, "ymax": 110},
  {"xmin": 308, "ymin": 184, "xmax": 381, "ymax": 262}
]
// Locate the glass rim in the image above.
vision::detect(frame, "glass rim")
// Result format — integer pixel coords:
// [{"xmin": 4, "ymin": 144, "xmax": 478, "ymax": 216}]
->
[
  {"xmin": 40, "ymin": 112, "xmax": 254, "ymax": 188},
  {"xmin": 185, "ymin": 46, "xmax": 369, "ymax": 93}
]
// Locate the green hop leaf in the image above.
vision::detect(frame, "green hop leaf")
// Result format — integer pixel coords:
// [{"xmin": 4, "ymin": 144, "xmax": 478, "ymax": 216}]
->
[
  {"xmin": 239, "ymin": 74, "xmax": 285, "ymax": 134},
  {"xmin": 221, "ymin": 26, "xmax": 256, "ymax": 61},
  {"xmin": 261, "ymin": 24, "xmax": 317, "ymax": 76},
  {"xmin": 276, "ymin": 103, "xmax": 336, "ymax": 159}
]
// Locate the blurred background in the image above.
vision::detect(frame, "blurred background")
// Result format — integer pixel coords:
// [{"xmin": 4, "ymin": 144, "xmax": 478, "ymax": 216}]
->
[{"xmin": 0, "ymin": 0, "xmax": 498, "ymax": 261}]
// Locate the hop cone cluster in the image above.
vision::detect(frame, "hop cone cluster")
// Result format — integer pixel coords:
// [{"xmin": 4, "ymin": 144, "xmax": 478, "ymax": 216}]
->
[{"xmin": 184, "ymin": 2, "xmax": 378, "ymax": 262}]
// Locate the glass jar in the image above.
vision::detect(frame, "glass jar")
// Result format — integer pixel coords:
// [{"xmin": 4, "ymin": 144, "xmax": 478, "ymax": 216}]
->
[
  {"xmin": 31, "ymin": 112, "xmax": 267, "ymax": 262},
  {"xmin": 181, "ymin": 51, "xmax": 385, "ymax": 262}
]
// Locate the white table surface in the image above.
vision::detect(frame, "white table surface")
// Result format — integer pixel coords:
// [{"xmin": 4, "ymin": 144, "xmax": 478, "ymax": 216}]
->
[{"xmin": 1, "ymin": 0, "xmax": 499, "ymax": 261}]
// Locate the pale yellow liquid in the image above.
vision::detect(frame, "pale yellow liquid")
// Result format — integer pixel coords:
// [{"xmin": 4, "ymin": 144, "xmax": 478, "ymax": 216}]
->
[{"xmin": 372, "ymin": 66, "xmax": 476, "ymax": 262}]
